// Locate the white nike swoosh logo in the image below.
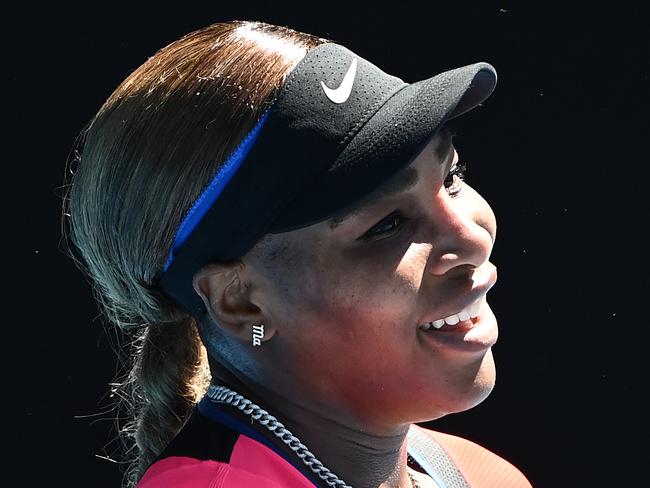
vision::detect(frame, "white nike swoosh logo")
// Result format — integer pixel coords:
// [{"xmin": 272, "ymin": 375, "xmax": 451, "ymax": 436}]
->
[{"xmin": 320, "ymin": 58, "xmax": 358, "ymax": 104}]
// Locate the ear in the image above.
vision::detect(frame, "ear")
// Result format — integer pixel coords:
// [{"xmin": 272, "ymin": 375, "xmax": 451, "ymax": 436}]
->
[{"xmin": 192, "ymin": 262, "xmax": 276, "ymax": 345}]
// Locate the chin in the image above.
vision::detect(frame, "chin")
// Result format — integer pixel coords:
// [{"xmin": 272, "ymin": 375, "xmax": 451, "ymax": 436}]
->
[
  {"xmin": 429, "ymin": 348, "xmax": 495, "ymax": 417},
  {"xmin": 454, "ymin": 349, "xmax": 497, "ymax": 412},
  {"xmin": 412, "ymin": 350, "xmax": 497, "ymax": 422}
]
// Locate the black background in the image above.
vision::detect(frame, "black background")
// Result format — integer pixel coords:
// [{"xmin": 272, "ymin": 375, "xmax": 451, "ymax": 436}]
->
[{"xmin": 9, "ymin": 1, "xmax": 647, "ymax": 487}]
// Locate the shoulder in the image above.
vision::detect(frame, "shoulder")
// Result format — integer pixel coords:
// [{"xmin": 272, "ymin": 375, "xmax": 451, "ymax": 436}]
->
[
  {"xmin": 136, "ymin": 456, "xmax": 289, "ymax": 488},
  {"xmin": 136, "ymin": 457, "xmax": 225, "ymax": 488},
  {"xmin": 415, "ymin": 425, "xmax": 533, "ymax": 488},
  {"xmin": 135, "ymin": 406, "xmax": 317, "ymax": 488}
]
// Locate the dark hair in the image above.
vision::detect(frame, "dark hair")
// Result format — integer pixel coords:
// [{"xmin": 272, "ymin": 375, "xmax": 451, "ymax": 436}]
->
[{"xmin": 61, "ymin": 20, "xmax": 326, "ymax": 487}]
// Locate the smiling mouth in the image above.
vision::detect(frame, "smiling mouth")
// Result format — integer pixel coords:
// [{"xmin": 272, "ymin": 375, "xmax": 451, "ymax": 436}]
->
[{"xmin": 418, "ymin": 297, "xmax": 482, "ymax": 331}]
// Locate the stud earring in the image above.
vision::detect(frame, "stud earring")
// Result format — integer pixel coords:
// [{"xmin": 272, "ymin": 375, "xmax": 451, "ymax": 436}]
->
[{"xmin": 252, "ymin": 324, "xmax": 264, "ymax": 346}]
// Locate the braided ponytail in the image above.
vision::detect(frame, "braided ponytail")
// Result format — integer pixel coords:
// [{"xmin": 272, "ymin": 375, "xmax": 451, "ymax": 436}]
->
[
  {"xmin": 61, "ymin": 20, "xmax": 326, "ymax": 487},
  {"xmin": 126, "ymin": 318, "xmax": 210, "ymax": 483}
]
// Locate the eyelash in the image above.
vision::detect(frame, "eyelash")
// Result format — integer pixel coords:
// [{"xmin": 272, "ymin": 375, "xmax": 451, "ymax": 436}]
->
[{"xmin": 361, "ymin": 161, "xmax": 468, "ymax": 241}]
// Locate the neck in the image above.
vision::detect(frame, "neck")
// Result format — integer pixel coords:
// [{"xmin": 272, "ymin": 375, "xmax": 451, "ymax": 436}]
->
[{"xmin": 210, "ymin": 364, "xmax": 415, "ymax": 488}]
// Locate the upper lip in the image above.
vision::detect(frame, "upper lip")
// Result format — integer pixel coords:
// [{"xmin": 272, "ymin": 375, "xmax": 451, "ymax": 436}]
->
[{"xmin": 418, "ymin": 265, "xmax": 498, "ymax": 325}]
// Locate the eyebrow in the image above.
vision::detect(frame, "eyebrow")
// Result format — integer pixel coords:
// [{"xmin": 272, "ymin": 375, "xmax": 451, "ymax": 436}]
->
[{"xmin": 326, "ymin": 132, "xmax": 455, "ymax": 229}]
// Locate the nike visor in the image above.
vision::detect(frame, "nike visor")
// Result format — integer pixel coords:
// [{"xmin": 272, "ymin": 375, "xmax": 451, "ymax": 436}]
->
[{"xmin": 159, "ymin": 42, "xmax": 497, "ymax": 316}]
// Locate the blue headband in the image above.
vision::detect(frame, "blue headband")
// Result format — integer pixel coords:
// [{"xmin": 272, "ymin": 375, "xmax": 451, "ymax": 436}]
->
[{"xmin": 162, "ymin": 109, "xmax": 271, "ymax": 273}]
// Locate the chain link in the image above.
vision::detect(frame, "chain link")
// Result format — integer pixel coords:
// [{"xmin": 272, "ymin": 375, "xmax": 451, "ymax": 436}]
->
[
  {"xmin": 206, "ymin": 385, "xmax": 352, "ymax": 488},
  {"xmin": 206, "ymin": 384, "xmax": 419, "ymax": 488}
]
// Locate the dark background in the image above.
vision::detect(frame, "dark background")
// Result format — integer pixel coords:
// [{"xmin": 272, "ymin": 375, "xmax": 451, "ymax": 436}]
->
[{"xmin": 9, "ymin": 1, "xmax": 647, "ymax": 487}]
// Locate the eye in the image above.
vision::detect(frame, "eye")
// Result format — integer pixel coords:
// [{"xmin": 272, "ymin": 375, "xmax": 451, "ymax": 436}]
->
[
  {"xmin": 444, "ymin": 161, "xmax": 468, "ymax": 197},
  {"xmin": 360, "ymin": 211, "xmax": 410, "ymax": 241},
  {"xmin": 358, "ymin": 161, "xmax": 469, "ymax": 242}
]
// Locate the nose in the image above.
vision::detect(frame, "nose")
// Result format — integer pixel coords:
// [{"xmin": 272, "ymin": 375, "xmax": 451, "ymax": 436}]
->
[{"xmin": 425, "ymin": 196, "xmax": 494, "ymax": 277}]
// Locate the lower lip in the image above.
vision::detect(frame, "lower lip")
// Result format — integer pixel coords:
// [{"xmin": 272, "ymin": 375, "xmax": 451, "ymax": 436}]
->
[{"xmin": 417, "ymin": 301, "xmax": 498, "ymax": 353}]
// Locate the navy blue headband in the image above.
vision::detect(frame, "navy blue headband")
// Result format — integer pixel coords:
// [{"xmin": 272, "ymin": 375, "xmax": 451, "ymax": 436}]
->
[
  {"xmin": 157, "ymin": 42, "xmax": 497, "ymax": 317},
  {"xmin": 162, "ymin": 110, "xmax": 271, "ymax": 273}
]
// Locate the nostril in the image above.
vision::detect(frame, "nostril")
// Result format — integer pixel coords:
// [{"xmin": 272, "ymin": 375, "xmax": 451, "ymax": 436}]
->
[{"xmin": 429, "ymin": 259, "xmax": 475, "ymax": 278}]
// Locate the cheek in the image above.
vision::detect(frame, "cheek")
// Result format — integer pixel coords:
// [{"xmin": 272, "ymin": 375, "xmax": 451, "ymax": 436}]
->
[
  {"xmin": 393, "ymin": 243, "xmax": 432, "ymax": 292},
  {"xmin": 271, "ymin": 241, "xmax": 428, "ymax": 369},
  {"xmin": 299, "ymin": 243, "xmax": 429, "ymax": 321},
  {"xmin": 283, "ymin": 245, "xmax": 429, "ymax": 368}
]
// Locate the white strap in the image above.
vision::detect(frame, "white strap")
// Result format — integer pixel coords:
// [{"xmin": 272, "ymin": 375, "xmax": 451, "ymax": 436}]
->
[{"xmin": 407, "ymin": 425, "xmax": 470, "ymax": 488}]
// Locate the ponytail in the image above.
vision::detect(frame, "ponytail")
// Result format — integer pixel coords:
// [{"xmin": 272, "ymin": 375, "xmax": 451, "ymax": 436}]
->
[{"xmin": 122, "ymin": 318, "xmax": 210, "ymax": 485}]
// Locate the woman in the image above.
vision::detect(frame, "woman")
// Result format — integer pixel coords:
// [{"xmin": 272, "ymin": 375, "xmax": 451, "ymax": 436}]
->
[{"xmin": 62, "ymin": 20, "xmax": 532, "ymax": 488}]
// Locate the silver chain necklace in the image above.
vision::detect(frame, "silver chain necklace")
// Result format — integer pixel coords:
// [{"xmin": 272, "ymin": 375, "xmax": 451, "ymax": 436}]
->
[{"xmin": 205, "ymin": 384, "xmax": 420, "ymax": 488}]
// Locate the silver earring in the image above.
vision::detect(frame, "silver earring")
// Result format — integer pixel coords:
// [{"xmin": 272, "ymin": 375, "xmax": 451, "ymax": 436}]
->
[{"xmin": 252, "ymin": 324, "xmax": 264, "ymax": 346}]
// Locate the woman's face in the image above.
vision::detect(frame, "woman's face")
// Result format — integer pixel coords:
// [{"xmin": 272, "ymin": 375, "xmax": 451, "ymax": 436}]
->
[{"xmin": 245, "ymin": 131, "xmax": 498, "ymax": 431}]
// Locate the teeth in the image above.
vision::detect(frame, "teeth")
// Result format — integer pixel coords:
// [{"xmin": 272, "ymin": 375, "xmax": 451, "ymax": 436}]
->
[
  {"xmin": 444, "ymin": 314, "xmax": 460, "ymax": 325},
  {"xmin": 419, "ymin": 297, "xmax": 483, "ymax": 330},
  {"xmin": 432, "ymin": 319, "xmax": 445, "ymax": 329},
  {"xmin": 419, "ymin": 318, "xmax": 446, "ymax": 331}
]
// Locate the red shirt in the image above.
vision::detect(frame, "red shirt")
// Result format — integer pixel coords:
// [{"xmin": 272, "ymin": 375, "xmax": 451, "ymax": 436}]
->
[{"xmin": 138, "ymin": 395, "xmax": 532, "ymax": 487}]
